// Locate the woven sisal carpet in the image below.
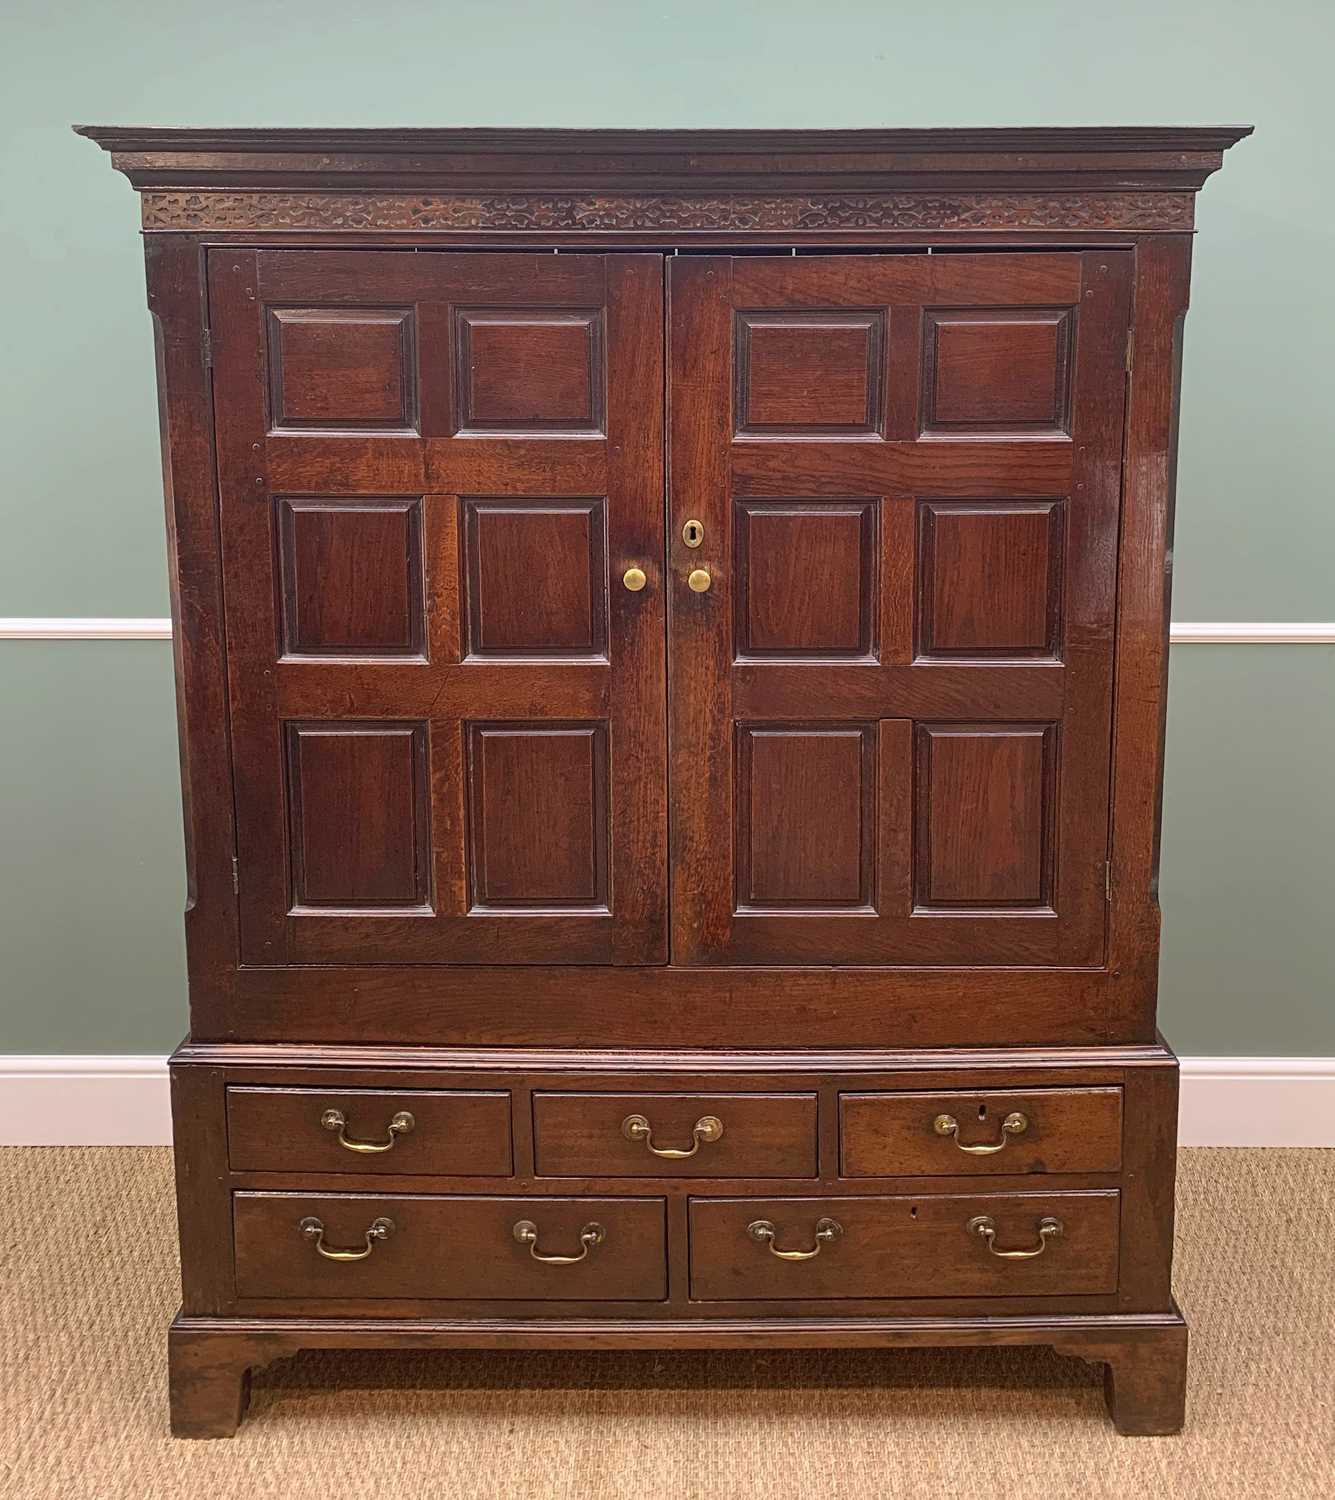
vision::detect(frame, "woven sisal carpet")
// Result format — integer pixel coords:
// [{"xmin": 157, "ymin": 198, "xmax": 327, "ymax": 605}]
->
[{"xmin": 2, "ymin": 1147, "xmax": 1331, "ymax": 1498}]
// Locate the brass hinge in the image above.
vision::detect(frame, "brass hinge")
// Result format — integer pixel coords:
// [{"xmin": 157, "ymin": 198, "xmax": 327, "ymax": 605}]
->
[
  {"xmin": 1104, "ymin": 861, "xmax": 1113, "ymax": 902},
  {"xmin": 232, "ymin": 856, "xmax": 239, "ymax": 895},
  {"xmin": 201, "ymin": 325, "xmax": 213, "ymax": 368},
  {"xmin": 1124, "ymin": 329, "xmax": 1135, "ymax": 374}
]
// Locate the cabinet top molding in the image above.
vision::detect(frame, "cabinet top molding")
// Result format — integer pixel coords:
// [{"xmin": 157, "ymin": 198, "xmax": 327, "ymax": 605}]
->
[{"xmin": 75, "ymin": 125, "xmax": 1252, "ymax": 237}]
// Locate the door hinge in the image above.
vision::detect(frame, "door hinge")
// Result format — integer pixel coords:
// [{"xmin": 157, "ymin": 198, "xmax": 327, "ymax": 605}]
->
[
  {"xmin": 1104, "ymin": 861, "xmax": 1113, "ymax": 902},
  {"xmin": 232, "ymin": 856, "xmax": 239, "ymax": 895},
  {"xmin": 1124, "ymin": 329, "xmax": 1135, "ymax": 375},
  {"xmin": 201, "ymin": 325, "xmax": 213, "ymax": 368}
]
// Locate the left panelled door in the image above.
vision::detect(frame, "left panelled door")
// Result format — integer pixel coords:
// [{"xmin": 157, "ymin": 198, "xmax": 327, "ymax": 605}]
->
[{"xmin": 210, "ymin": 251, "xmax": 667, "ymax": 966}]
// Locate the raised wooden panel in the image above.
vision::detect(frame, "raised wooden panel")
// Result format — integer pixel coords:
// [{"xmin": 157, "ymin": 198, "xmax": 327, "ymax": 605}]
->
[
  {"xmin": 917, "ymin": 501, "xmax": 1063, "ymax": 660},
  {"xmin": 286, "ymin": 722, "xmax": 430, "ymax": 909},
  {"xmin": 467, "ymin": 723, "xmax": 609, "ymax": 910},
  {"xmin": 734, "ymin": 499, "xmax": 877, "ymax": 660},
  {"xmin": 454, "ymin": 310, "xmax": 605, "ymax": 434},
  {"xmin": 735, "ymin": 312, "xmax": 884, "ymax": 436},
  {"xmin": 916, "ymin": 723, "xmax": 1056, "ymax": 908},
  {"xmin": 267, "ymin": 308, "xmax": 416, "ymax": 431},
  {"xmin": 277, "ymin": 498, "xmax": 424, "ymax": 658},
  {"xmin": 463, "ymin": 499, "xmax": 607, "ymax": 659},
  {"xmin": 737, "ymin": 725, "xmax": 874, "ymax": 910},
  {"xmin": 922, "ymin": 309, "xmax": 1072, "ymax": 436}
]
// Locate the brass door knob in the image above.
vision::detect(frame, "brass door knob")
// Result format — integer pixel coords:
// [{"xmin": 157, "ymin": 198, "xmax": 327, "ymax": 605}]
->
[
  {"xmin": 622, "ymin": 566, "xmax": 648, "ymax": 592},
  {"xmin": 687, "ymin": 568, "xmax": 712, "ymax": 593}
]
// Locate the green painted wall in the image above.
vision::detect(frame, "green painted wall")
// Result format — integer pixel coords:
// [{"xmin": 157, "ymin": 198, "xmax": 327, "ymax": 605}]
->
[{"xmin": 1, "ymin": 0, "xmax": 1332, "ymax": 1052}]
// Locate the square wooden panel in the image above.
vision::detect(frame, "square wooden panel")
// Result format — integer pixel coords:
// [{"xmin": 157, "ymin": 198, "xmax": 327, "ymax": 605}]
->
[
  {"xmin": 277, "ymin": 497, "xmax": 425, "ymax": 658},
  {"xmin": 736, "ymin": 724, "xmax": 875, "ymax": 910},
  {"xmin": 735, "ymin": 311, "xmax": 884, "ymax": 436},
  {"xmin": 266, "ymin": 308, "xmax": 417, "ymax": 431},
  {"xmin": 734, "ymin": 498, "xmax": 878, "ymax": 660},
  {"xmin": 285, "ymin": 722, "xmax": 431, "ymax": 909},
  {"xmin": 917, "ymin": 500, "xmax": 1063, "ymax": 660},
  {"xmin": 914, "ymin": 723, "xmax": 1057, "ymax": 909},
  {"xmin": 466, "ymin": 723, "xmax": 609, "ymax": 911},
  {"xmin": 921, "ymin": 309, "xmax": 1073, "ymax": 436},
  {"xmin": 453, "ymin": 309, "xmax": 605, "ymax": 434},
  {"xmin": 462, "ymin": 498, "xmax": 607, "ymax": 659}
]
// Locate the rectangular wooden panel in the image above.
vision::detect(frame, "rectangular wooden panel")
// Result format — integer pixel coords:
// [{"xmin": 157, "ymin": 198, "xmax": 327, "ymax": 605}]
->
[
  {"xmin": 917, "ymin": 501, "xmax": 1063, "ymax": 660},
  {"xmin": 915, "ymin": 723, "xmax": 1056, "ymax": 908},
  {"xmin": 454, "ymin": 309, "xmax": 604, "ymax": 434},
  {"xmin": 736, "ymin": 724, "xmax": 874, "ymax": 910},
  {"xmin": 286, "ymin": 722, "xmax": 430, "ymax": 908},
  {"xmin": 467, "ymin": 723, "xmax": 609, "ymax": 910},
  {"xmin": 226, "ymin": 1087, "xmax": 513, "ymax": 1175},
  {"xmin": 734, "ymin": 499, "xmax": 877, "ymax": 660},
  {"xmin": 463, "ymin": 498, "xmax": 607, "ymax": 658},
  {"xmin": 267, "ymin": 307, "xmax": 417, "ymax": 431},
  {"xmin": 688, "ymin": 1191, "xmax": 1120, "ymax": 1300},
  {"xmin": 234, "ymin": 1193, "xmax": 667, "ymax": 1300},
  {"xmin": 735, "ymin": 311, "xmax": 884, "ymax": 435},
  {"xmin": 532, "ymin": 1093, "xmax": 818, "ymax": 1177},
  {"xmin": 922, "ymin": 309, "xmax": 1073, "ymax": 436},
  {"xmin": 278, "ymin": 497, "xmax": 424, "ymax": 657},
  {"xmin": 840, "ymin": 1088, "xmax": 1124, "ymax": 1177}
]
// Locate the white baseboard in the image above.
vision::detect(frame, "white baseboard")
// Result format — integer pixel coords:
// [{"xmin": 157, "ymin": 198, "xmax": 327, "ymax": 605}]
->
[{"xmin": 1, "ymin": 1054, "xmax": 1332, "ymax": 1147}]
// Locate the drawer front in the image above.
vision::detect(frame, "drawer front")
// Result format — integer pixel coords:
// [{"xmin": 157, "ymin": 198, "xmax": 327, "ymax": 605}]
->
[
  {"xmin": 840, "ymin": 1087, "xmax": 1122, "ymax": 1177},
  {"xmin": 234, "ymin": 1193, "xmax": 666, "ymax": 1301},
  {"xmin": 533, "ymin": 1092, "xmax": 817, "ymax": 1177},
  {"xmin": 226, "ymin": 1087, "xmax": 512, "ymax": 1175},
  {"xmin": 689, "ymin": 1191, "xmax": 1120, "ymax": 1300}
]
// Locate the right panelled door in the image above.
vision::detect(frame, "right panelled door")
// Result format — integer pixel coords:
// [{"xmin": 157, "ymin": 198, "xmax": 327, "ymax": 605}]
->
[{"xmin": 668, "ymin": 252, "xmax": 1131, "ymax": 967}]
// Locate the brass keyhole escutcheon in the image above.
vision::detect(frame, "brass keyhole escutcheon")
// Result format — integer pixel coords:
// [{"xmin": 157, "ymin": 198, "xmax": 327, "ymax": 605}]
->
[
  {"xmin": 687, "ymin": 568, "xmax": 712, "ymax": 593},
  {"xmin": 682, "ymin": 519, "xmax": 705, "ymax": 548},
  {"xmin": 622, "ymin": 566, "xmax": 648, "ymax": 592}
]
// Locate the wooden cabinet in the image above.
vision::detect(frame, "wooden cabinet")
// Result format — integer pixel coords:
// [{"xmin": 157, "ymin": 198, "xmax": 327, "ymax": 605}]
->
[{"xmin": 81, "ymin": 122, "xmax": 1250, "ymax": 1438}]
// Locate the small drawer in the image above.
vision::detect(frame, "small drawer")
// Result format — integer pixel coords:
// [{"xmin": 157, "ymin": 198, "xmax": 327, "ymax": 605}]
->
[
  {"xmin": 689, "ymin": 1191, "xmax": 1120, "ymax": 1300},
  {"xmin": 840, "ymin": 1087, "xmax": 1122, "ymax": 1177},
  {"xmin": 234, "ymin": 1192, "xmax": 666, "ymax": 1301},
  {"xmin": 532, "ymin": 1092, "xmax": 817, "ymax": 1177},
  {"xmin": 226, "ymin": 1087, "xmax": 512, "ymax": 1175}
]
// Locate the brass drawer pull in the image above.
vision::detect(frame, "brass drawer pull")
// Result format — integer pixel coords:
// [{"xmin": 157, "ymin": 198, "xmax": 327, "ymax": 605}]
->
[
  {"xmin": 934, "ymin": 1110, "xmax": 1028, "ymax": 1155},
  {"xmin": 747, "ymin": 1217, "xmax": 842, "ymax": 1261},
  {"xmin": 299, "ymin": 1215, "xmax": 395, "ymax": 1262},
  {"xmin": 321, "ymin": 1107, "xmax": 415, "ymax": 1153},
  {"xmin": 621, "ymin": 1112, "xmax": 724, "ymax": 1159},
  {"xmin": 967, "ymin": 1214, "xmax": 1063, "ymax": 1260},
  {"xmin": 513, "ymin": 1219, "xmax": 605, "ymax": 1265}
]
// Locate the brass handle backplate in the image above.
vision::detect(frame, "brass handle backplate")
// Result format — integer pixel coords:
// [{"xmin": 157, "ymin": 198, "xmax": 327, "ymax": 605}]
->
[
  {"xmin": 622, "ymin": 566, "xmax": 648, "ymax": 592},
  {"xmin": 299, "ymin": 1215, "xmax": 395, "ymax": 1262},
  {"xmin": 934, "ymin": 1110, "xmax": 1028, "ymax": 1155},
  {"xmin": 967, "ymin": 1214, "xmax": 1063, "ymax": 1260},
  {"xmin": 621, "ymin": 1112, "xmax": 724, "ymax": 1159},
  {"xmin": 321, "ymin": 1107, "xmax": 415, "ymax": 1153},
  {"xmin": 513, "ymin": 1219, "xmax": 605, "ymax": 1265},
  {"xmin": 747, "ymin": 1217, "xmax": 842, "ymax": 1261},
  {"xmin": 686, "ymin": 568, "xmax": 712, "ymax": 593}
]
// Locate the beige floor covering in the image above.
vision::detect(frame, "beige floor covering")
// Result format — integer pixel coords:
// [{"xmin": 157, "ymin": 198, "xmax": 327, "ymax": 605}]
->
[{"xmin": 1, "ymin": 1147, "xmax": 1332, "ymax": 1500}]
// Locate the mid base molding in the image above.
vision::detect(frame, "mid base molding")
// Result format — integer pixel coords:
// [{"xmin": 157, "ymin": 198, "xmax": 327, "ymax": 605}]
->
[
  {"xmin": 2, "ymin": 1054, "xmax": 1332, "ymax": 1146},
  {"xmin": 168, "ymin": 1305, "xmax": 1189, "ymax": 1438}
]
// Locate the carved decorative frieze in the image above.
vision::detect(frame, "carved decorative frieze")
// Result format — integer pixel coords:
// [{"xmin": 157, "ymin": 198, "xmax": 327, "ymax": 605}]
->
[{"xmin": 140, "ymin": 190, "xmax": 1195, "ymax": 234}]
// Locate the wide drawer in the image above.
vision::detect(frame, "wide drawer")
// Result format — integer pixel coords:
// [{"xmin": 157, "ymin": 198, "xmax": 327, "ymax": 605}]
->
[
  {"xmin": 840, "ymin": 1087, "xmax": 1123, "ymax": 1177},
  {"xmin": 533, "ymin": 1092, "xmax": 817, "ymax": 1177},
  {"xmin": 226, "ymin": 1087, "xmax": 513, "ymax": 1175},
  {"xmin": 233, "ymin": 1193, "xmax": 666, "ymax": 1300},
  {"xmin": 689, "ymin": 1191, "xmax": 1120, "ymax": 1300}
]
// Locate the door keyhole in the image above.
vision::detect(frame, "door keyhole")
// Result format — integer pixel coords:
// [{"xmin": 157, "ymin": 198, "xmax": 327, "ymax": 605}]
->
[{"xmin": 682, "ymin": 519, "xmax": 704, "ymax": 548}]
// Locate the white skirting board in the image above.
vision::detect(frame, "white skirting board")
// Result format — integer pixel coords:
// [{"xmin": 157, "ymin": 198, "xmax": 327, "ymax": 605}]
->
[{"xmin": 0, "ymin": 1055, "xmax": 1331, "ymax": 1147}]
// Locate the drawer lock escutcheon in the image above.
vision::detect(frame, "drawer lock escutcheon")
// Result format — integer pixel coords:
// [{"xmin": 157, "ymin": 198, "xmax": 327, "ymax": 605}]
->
[
  {"xmin": 321, "ymin": 1107, "xmax": 415, "ymax": 1153},
  {"xmin": 513, "ymin": 1219, "xmax": 606, "ymax": 1265},
  {"xmin": 299, "ymin": 1215, "xmax": 395, "ymax": 1262},
  {"xmin": 934, "ymin": 1110, "xmax": 1028, "ymax": 1155},
  {"xmin": 967, "ymin": 1214, "xmax": 1063, "ymax": 1260},
  {"xmin": 747, "ymin": 1217, "xmax": 843, "ymax": 1261},
  {"xmin": 621, "ymin": 1112, "xmax": 724, "ymax": 1159}
]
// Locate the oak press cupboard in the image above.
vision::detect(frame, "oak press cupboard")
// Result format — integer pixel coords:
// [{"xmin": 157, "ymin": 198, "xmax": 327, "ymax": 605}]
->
[{"xmin": 79, "ymin": 124, "xmax": 1250, "ymax": 1436}]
